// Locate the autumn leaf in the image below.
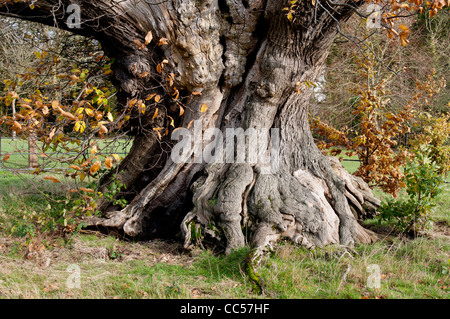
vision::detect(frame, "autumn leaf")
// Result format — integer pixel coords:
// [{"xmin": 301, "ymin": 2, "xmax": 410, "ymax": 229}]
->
[
  {"xmin": 146, "ymin": 93, "xmax": 156, "ymax": 101},
  {"xmin": 128, "ymin": 99, "xmax": 138, "ymax": 108},
  {"xmin": 44, "ymin": 176, "xmax": 61, "ymax": 183},
  {"xmin": 74, "ymin": 121, "xmax": 86, "ymax": 133},
  {"xmin": 153, "ymin": 127, "xmax": 163, "ymax": 140},
  {"xmin": 139, "ymin": 72, "xmax": 150, "ymax": 78},
  {"xmin": 167, "ymin": 73, "xmax": 175, "ymax": 87},
  {"xmin": 105, "ymin": 156, "xmax": 113, "ymax": 169},
  {"xmin": 133, "ymin": 39, "xmax": 145, "ymax": 50},
  {"xmin": 41, "ymin": 105, "xmax": 49, "ymax": 116},
  {"xmin": 90, "ymin": 161, "xmax": 102, "ymax": 174},
  {"xmin": 145, "ymin": 31, "xmax": 153, "ymax": 45},
  {"xmin": 95, "ymin": 111, "xmax": 104, "ymax": 121},
  {"xmin": 2, "ymin": 153, "xmax": 11, "ymax": 162},
  {"xmin": 51, "ymin": 100, "xmax": 60, "ymax": 110},
  {"xmin": 84, "ymin": 108, "xmax": 94, "ymax": 117},
  {"xmin": 79, "ymin": 187, "xmax": 95, "ymax": 193},
  {"xmin": 201, "ymin": 103, "xmax": 208, "ymax": 113},
  {"xmin": 107, "ymin": 112, "xmax": 114, "ymax": 122},
  {"xmin": 138, "ymin": 102, "xmax": 146, "ymax": 114},
  {"xmin": 172, "ymin": 88, "xmax": 180, "ymax": 101},
  {"xmin": 168, "ymin": 115, "xmax": 175, "ymax": 127},
  {"xmin": 152, "ymin": 108, "xmax": 159, "ymax": 119},
  {"xmin": 99, "ymin": 125, "xmax": 108, "ymax": 136},
  {"xmin": 158, "ymin": 37, "xmax": 169, "ymax": 46},
  {"xmin": 11, "ymin": 121, "xmax": 22, "ymax": 132},
  {"xmin": 400, "ymin": 36, "xmax": 409, "ymax": 47}
]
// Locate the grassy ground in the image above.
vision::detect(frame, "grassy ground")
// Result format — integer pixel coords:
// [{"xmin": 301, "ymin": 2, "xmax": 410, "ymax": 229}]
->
[{"xmin": 0, "ymin": 158, "xmax": 449, "ymax": 299}]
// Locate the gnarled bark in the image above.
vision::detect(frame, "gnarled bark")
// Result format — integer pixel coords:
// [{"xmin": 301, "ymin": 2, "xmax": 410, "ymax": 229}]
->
[{"xmin": 1, "ymin": 0, "xmax": 380, "ymax": 254}]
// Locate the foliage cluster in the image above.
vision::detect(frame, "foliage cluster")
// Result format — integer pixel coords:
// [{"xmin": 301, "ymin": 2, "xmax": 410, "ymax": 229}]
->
[{"xmin": 311, "ymin": 55, "xmax": 445, "ymax": 196}]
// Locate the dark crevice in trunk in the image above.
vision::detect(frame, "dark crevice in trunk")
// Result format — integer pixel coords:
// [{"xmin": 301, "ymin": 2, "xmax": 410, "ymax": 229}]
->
[{"xmin": 218, "ymin": 34, "xmax": 228, "ymax": 90}]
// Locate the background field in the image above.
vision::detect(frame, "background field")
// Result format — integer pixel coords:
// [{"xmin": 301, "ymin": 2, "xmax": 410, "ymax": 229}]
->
[{"xmin": 0, "ymin": 140, "xmax": 449, "ymax": 299}]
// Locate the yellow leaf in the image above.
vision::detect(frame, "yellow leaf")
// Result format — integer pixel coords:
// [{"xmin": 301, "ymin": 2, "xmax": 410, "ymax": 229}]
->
[
  {"xmin": 179, "ymin": 105, "xmax": 184, "ymax": 116},
  {"xmin": 152, "ymin": 108, "xmax": 159, "ymax": 119},
  {"xmin": 156, "ymin": 64, "xmax": 162, "ymax": 74},
  {"xmin": 105, "ymin": 157, "xmax": 113, "ymax": 169},
  {"xmin": 75, "ymin": 107, "xmax": 84, "ymax": 116},
  {"xmin": 80, "ymin": 173, "xmax": 86, "ymax": 181},
  {"xmin": 154, "ymin": 95, "xmax": 161, "ymax": 103},
  {"xmin": 90, "ymin": 161, "xmax": 102, "ymax": 174},
  {"xmin": 201, "ymin": 103, "xmax": 208, "ymax": 113},
  {"xmin": 85, "ymin": 108, "xmax": 94, "ymax": 117},
  {"xmin": 44, "ymin": 176, "xmax": 61, "ymax": 183},
  {"xmin": 112, "ymin": 154, "xmax": 120, "ymax": 162},
  {"xmin": 74, "ymin": 121, "xmax": 86, "ymax": 133},
  {"xmin": 168, "ymin": 116, "xmax": 175, "ymax": 127},
  {"xmin": 69, "ymin": 165, "xmax": 81, "ymax": 171},
  {"xmin": 287, "ymin": 12, "xmax": 293, "ymax": 22},
  {"xmin": 138, "ymin": 102, "xmax": 146, "ymax": 114},
  {"xmin": 146, "ymin": 93, "xmax": 156, "ymax": 101}
]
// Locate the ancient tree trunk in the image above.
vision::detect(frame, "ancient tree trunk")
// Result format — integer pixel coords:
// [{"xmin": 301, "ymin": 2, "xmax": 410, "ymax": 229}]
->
[{"xmin": 1, "ymin": 0, "xmax": 380, "ymax": 253}]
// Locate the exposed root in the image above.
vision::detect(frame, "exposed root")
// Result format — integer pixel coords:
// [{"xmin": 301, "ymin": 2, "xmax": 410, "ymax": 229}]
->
[
  {"xmin": 244, "ymin": 248, "xmax": 266, "ymax": 295},
  {"xmin": 183, "ymin": 155, "xmax": 380, "ymax": 256}
]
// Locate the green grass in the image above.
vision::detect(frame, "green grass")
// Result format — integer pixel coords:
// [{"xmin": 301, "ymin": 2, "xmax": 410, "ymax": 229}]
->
[
  {"xmin": 0, "ymin": 153, "xmax": 449, "ymax": 299},
  {"xmin": 338, "ymin": 155, "xmax": 360, "ymax": 174}
]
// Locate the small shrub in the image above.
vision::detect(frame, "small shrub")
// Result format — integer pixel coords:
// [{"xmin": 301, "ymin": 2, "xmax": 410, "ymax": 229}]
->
[{"xmin": 379, "ymin": 148, "xmax": 444, "ymax": 234}]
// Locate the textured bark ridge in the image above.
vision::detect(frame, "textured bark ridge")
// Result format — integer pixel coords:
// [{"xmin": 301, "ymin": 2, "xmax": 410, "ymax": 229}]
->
[{"xmin": 1, "ymin": 0, "xmax": 381, "ymax": 253}]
